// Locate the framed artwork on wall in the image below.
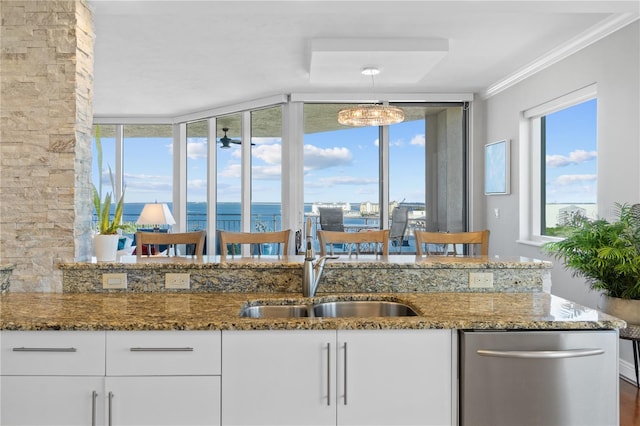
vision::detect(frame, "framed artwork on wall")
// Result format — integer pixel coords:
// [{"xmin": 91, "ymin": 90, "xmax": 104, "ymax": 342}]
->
[{"xmin": 484, "ymin": 139, "xmax": 510, "ymax": 195}]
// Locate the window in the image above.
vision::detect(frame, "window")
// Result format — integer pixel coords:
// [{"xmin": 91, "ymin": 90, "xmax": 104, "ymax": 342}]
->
[
  {"xmin": 522, "ymin": 85, "xmax": 597, "ymax": 241},
  {"xmin": 186, "ymin": 120, "xmax": 208, "ymax": 231},
  {"xmin": 123, "ymin": 124, "xmax": 173, "ymax": 227},
  {"xmin": 251, "ymin": 106, "xmax": 282, "ymax": 237},
  {"xmin": 93, "ymin": 99, "xmax": 468, "ymax": 254},
  {"xmin": 303, "ymin": 102, "xmax": 466, "ymax": 252}
]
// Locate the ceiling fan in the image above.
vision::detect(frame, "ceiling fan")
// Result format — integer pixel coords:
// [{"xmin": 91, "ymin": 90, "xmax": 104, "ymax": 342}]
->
[
  {"xmin": 218, "ymin": 127, "xmax": 255, "ymax": 148},
  {"xmin": 218, "ymin": 128, "xmax": 240, "ymax": 148}
]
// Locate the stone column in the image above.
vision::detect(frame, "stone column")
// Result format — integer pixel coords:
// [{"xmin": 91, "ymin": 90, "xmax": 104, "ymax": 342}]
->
[{"xmin": 0, "ymin": 0, "xmax": 94, "ymax": 292}]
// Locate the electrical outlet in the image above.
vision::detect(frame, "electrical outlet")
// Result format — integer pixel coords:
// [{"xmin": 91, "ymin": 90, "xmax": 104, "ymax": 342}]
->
[
  {"xmin": 469, "ymin": 272, "xmax": 493, "ymax": 288},
  {"xmin": 165, "ymin": 273, "xmax": 190, "ymax": 289},
  {"xmin": 102, "ymin": 273, "xmax": 127, "ymax": 289}
]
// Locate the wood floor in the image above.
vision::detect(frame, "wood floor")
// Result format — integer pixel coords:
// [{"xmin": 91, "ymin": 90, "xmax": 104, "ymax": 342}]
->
[{"xmin": 620, "ymin": 378, "xmax": 640, "ymax": 426}]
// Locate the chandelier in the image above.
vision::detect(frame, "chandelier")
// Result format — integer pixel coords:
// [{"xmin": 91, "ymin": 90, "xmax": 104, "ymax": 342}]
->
[{"xmin": 338, "ymin": 68, "xmax": 405, "ymax": 127}]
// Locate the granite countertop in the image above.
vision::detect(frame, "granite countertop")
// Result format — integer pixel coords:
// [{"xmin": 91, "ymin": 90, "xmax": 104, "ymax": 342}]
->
[
  {"xmin": 0, "ymin": 292, "xmax": 624, "ymax": 331},
  {"xmin": 57, "ymin": 254, "xmax": 553, "ymax": 270}
]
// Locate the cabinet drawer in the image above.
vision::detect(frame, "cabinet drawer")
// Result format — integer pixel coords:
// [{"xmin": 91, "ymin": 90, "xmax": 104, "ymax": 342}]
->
[
  {"xmin": 106, "ymin": 330, "xmax": 221, "ymax": 375},
  {"xmin": 1, "ymin": 331, "xmax": 106, "ymax": 375}
]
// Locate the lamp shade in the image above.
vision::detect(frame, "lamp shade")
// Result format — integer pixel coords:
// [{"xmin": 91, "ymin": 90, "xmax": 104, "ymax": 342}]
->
[{"xmin": 136, "ymin": 203, "xmax": 176, "ymax": 226}]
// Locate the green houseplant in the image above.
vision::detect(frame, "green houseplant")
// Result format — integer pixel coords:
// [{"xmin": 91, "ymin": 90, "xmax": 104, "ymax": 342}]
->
[
  {"xmin": 543, "ymin": 203, "xmax": 640, "ymax": 322},
  {"xmin": 92, "ymin": 126, "xmax": 132, "ymax": 261}
]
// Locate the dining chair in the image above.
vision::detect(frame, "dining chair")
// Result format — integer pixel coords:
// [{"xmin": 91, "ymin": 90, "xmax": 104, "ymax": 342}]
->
[
  {"xmin": 317, "ymin": 229, "xmax": 389, "ymax": 256},
  {"xmin": 218, "ymin": 229, "xmax": 291, "ymax": 257},
  {"xmin": 389, "ymin": 206, "xmax": 410, "ymax": 252},
  {"xmin": 318, "ymin": 207, "xmax": 345, "ymax": 232},
  {"xmin": 414, "ymin": 230, "xmax": 489, "ymax": 256},
  {"xmin": 135, "ymin": 230, "xmax": 206, "ymax": 258}
]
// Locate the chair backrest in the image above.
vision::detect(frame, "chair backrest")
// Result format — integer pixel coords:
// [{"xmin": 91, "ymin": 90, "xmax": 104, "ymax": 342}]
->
[
  {"xmin": 389, "ymin": 206, "xmax": 410, "ymax": 239},
  {"xmin": 318, "ymin": 207, "xmax": 345, "ymax": 232},
  {"xmin": 135, "ymin": 230, "xmax": 206, "ymax": 258},
  {"xmin": 218, "ymin": 229, "xmax": 291, "ymax": 257},
  {"xmin": 317, "ymin": 229, "xmax": 389, "ymax": 256},
  {"xmin": 414, "ymin": 230, "xmax": 489, "ymax": 256}
]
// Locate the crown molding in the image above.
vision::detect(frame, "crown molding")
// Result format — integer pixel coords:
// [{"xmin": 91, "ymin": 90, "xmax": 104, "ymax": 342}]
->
[{"xmin": 482, "ymin": 12, "xmax": 639, "ymax": 100}]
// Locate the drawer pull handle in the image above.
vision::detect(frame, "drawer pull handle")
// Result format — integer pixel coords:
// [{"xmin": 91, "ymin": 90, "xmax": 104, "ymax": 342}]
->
[
  {"xmin": 129, "ymin": 347, "xmax": 194, "ymax": 352},
  {"xmin": 12, "ymin": 347, "xmax": 77, "ymax": 352}
]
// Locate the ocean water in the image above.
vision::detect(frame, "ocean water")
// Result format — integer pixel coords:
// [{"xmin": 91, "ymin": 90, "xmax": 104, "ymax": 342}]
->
[{"xmin": 121, "ymin": 202, "xmax": 377, "ymax": 232}]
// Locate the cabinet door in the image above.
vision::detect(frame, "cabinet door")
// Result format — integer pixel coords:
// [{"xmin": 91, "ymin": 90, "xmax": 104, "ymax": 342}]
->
[
  {"xmin": 1, "ymin": 376, "xmax": 104, "ymax": 426},
  {"xmin": 336, "ymin": 329, "xmax": 452, "ymax": 426},
  {"xmin": 222, "ymin": 330, "xmax": 336, "ymax": 426},
  {"xmin": 105, "ymin": 376, "xmax": 220, "ymax": 426}
]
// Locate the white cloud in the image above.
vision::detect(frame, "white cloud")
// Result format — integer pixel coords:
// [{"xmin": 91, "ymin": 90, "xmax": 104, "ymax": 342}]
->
[
  {"xmin": 219, "ymin": 163, "xmax": 241, "ymax": 178},
  {"xmin": 187, "ymin": 141, "xmax": 207, "ymax": 159},
  {"xmin": 546, "ymin": 150, "xmax": 597, "ymax": 168},
  {"xmin": 303, "ymin": 145, "xmax": 352, "ymax": 170},
  {"xmin": 186, "ymin": 179, "xmax": 207, "ymax": 189},
  {"xmin": 252, "ymin": 144, "xmax": 281, "ymax": 165},
  {"xmin": 554, "ymin": 174, "xmax": 597, "ymax": 185},
  {"xmin": 252, "ymin": 165, "xmax": 282, "ymax": 180},
  {"xmin": 252, "ymin": 137, "xmax": 281, "ymax": 145},
  {"xmin": 410, "ymin": 134, "xmax": 425, "ymax": 146}
]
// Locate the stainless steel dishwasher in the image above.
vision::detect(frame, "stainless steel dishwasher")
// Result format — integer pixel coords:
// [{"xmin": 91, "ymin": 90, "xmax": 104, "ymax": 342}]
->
[{"xmin": 459, "ymin": 330, "xmax": 618, "ymax": 426}]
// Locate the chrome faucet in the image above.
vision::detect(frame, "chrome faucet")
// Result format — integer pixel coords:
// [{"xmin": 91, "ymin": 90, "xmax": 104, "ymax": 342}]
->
[{"xmin": 302, "ymin": 218, "xmax": 338, "ymax": 297}]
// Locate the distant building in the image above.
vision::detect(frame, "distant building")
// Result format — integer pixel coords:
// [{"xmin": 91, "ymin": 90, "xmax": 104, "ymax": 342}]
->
[
  {"xmin": 360, "ymin": 201, "xmax": 379, "ymax": 215},
  {"xmin": 558, "ymin": 205, "xmax": 587, "ymax": 225}
]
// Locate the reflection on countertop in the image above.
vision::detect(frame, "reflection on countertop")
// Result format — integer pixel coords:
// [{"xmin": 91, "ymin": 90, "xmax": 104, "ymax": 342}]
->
[{"xmin": 0, "ymin": 291, "xmax": 625, "ymax": 331}]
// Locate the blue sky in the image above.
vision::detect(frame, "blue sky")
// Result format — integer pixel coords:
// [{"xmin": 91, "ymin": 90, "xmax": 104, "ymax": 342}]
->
[
  {"xmin": 93, "ymin": 100, "xmax": 597, "ymax": 206},
  {"xmin": 544, "ymin": 98, "xmax": 597, "ymax": 204}
]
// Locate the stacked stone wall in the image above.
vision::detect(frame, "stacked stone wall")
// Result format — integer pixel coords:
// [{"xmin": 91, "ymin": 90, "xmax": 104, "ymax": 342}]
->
[{"xmin": 0, "ymin": 0, "xmax": 94, "ymax": 292}]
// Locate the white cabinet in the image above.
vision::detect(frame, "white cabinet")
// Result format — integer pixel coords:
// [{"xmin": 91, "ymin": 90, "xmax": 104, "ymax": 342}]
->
[
  {"xmin": 105, "ymin": 331, "xmax": 221, "ymax": 426},
  {"xmin": 336, "ymin": 330, "xmax": 452, "ymax": 426},
  {"xmin": 1, "ymin": 331, "xmax": 106, "ymax": 426},
  {"xmin": 1, "ymin": 330, "xmax": 221, "ymax": 426},
  {"xmin": 222, "ymin": 329, "xmax": 452, "ymax": 426},
  {"xmin": 106, "ymin": 376, "xmax": 220, "ymax": 426},
  {"xmin": 222, "ymin": 330, "xmax": 336, "ymax": 426},
  {"xmin": 2, "ymin": 376, "xmax": 104, "ymax": 426}
]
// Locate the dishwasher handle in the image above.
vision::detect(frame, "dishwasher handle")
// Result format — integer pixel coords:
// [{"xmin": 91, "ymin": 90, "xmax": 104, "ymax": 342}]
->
[{"xmin": 477, "ymin": 348, "xmax": 605, "ymax": 359}]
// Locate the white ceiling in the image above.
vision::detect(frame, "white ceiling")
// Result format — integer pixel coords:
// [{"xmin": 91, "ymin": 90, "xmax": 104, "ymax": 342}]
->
[{"xmin": 90, "ymin": 0, "xmax": 639, "ymax": 119}]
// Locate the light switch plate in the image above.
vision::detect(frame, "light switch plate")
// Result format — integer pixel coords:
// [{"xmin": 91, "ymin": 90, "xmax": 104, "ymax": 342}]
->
[
  {"xmin": 469, "ymin": 272, "xmax": 493, "ymax": 288},
  {"xmin": 166, "ymin": 273, "xmax": 190, "ymax": 289},
  {"xmin": 102, "ymin": 273, "xmax": 127, "ymax": 289}
]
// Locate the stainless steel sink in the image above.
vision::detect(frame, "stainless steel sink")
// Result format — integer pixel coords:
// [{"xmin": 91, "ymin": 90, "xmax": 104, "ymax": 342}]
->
[
  {"xmin": 313, "ymin": 300, "xmax": 418, "ymax": 318},
  {"xmin": 240, "ymin": 299, "xmax": 418, "ymax": 318},
  {"xmin": 240, "ymin": 304, "xmax": 310, "ymax": 318}
]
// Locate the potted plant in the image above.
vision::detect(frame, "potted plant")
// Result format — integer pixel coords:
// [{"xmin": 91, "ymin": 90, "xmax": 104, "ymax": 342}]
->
[
  {"xmin": 543, "ymin": 203, "xmax": 640, "ymax": 323},
  {"xmin": 92, "ymin": 126, "xmax": 132, "ymax": 261}
]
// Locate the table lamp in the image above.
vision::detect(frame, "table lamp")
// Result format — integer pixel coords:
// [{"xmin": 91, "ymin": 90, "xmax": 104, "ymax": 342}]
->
[{"xmin": 136, "ymin": 202, "xmax": 176, "ymax": 231}]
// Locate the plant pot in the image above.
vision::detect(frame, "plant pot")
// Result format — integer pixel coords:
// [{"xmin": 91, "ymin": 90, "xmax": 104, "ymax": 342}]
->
[
  {"xmin": 598, "ymin": 294, "xmax": 640, "ymax": 325},
  {"xmin": 94, "ymin": 234, "xmax": 120, "ymax": 262}
]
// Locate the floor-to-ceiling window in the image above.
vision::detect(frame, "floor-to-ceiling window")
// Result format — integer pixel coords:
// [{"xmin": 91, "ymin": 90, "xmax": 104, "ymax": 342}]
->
[
  {"xmin": 93, "ymin": 99, "xmax": 468, "ymax": 255},
  {"xmin": 216, "ymin": 114, "xmax": 243, "ymax": 234},
  {"xmin": 186, "ymin": 120, "xmax": 208, "ymax": 231},
  {"xmin": 250, "ymin": 106, "xmax": 283, "ymax": 252},
  {"xmin": 122, "ymin": 124, "xmax": 173, "ymax": 227},
  {"xmin": 303, "ymin": 104, "xmax": 381, "ymax": 244}
]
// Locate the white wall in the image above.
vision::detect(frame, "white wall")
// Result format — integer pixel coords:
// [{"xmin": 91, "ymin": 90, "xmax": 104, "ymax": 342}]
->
[{"xmin": 479, "ymin": 21, "xmax": 640, "ymax": 375}]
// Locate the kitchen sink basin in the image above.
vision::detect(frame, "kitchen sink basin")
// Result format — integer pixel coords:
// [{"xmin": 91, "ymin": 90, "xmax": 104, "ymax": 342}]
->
[
  {"xmin": 240, "ymin": 304, "xmax": 310, "ymax": 318},
  {"xmin": 240, "ymin": 299, "xmax": 418, "ymax": 318},
  {"xmin": 313, "ymin": 300, "xmax": 418, "ymax": 318}
]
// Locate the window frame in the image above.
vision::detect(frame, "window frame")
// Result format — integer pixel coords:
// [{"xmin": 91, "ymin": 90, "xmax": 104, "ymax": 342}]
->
[{"xmin": 519, "ymin": 84, "xmax": 598, "ymax": 245}]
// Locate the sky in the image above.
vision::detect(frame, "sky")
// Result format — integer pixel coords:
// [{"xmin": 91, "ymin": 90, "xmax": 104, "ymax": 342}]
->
[
  {"xmin": 93, "ymin": 100, "xmax": 597, "ymax": 207},
  {"xmin": 544, "ymin": 98, "xmax": 597, "ymax": 204}
]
